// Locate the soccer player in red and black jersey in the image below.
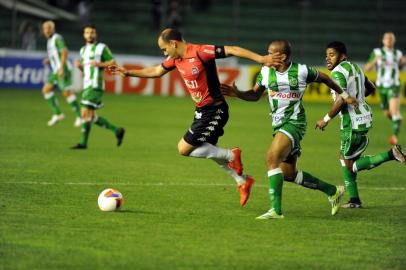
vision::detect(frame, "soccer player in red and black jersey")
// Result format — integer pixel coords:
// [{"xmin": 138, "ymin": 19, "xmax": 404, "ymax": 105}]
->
[{"xmin": 108, "ymin": 28, "xmax": 282, "ymax": 206}]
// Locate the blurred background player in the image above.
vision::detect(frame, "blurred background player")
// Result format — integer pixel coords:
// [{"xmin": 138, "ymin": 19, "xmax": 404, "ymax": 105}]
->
[
  {"xmin": 364, "ymin": 32, "xmax": 406, "ymax": 145},
  {"xmin": 221, "ymin": 40, "xmax": 357, "ymax": 219},
  {"xmin": 71, "ymin": 24, "xmax": 125, "ymax": 149},
  {"xmin": 41, "ymin": 20, "xmax": 81, "ymax": 127},
  {"xmin": 108, "ymin": 28, "xmax": 283, "ymax": 206},
  {"xmin": 316, "ymin": 41, "xmax": 406, "ymax": 208}
]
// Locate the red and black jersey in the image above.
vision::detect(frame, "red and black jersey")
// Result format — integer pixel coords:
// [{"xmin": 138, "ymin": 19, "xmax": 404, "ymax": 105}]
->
[{"xmin": 161, "ymin": 43, "xmax": 226, "ymax": 107}]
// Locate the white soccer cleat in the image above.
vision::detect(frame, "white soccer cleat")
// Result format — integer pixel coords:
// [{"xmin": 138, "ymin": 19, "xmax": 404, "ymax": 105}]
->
[
  {"xmin": 74, "ymin": 117, "xmax": 83, "ymax": 127},
  {"xmin": 47, "ymin": 114, "xmax": 65, "ymax": 126},
  {"xmin": 328, "ymin": 185, "xmax": 346, "ymax": 216},
  {"xmin": 392, "ymin": 145, "xmax": 406, "ymax": 164},
  {"xmin": 255, "ymin": 208, "xmax": 284, "ymax": 220}
]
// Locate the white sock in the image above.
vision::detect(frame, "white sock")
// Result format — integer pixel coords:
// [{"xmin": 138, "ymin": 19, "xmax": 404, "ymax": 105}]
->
[
  {"xmin": 213, "ymin": 158, "xmax": 246, "ymax": 185},
  {"xmin": 189, "ymin": 143, "xmax": 233, "ymax": 161}
]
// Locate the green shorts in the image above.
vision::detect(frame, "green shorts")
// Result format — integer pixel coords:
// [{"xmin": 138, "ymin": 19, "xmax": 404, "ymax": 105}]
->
[
  {"xmin": 378, "ymin": 86, "xmax": 400, "ymax": 110},
  {"xmin": 340, "ymin": 130, "xmax": 369, "ymax": 160},
  {"xmin": 46, "ymin": 69, "xmax": 72, "ymax": 91},
  {"xmin": 80, "ymin": 88, "xmax": 104, "ymax": 110},
  {"xmin": 273, "ymin": 121, "xmax": 306, "ymax": 158}
]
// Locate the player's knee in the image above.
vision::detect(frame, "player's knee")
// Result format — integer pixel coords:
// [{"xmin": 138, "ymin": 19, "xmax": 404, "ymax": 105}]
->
[
  {"xmin": 266, "ymin": 154, "xmax": 280, "ymax": 169},
  {"xmin": 177, "ymin": 144, "xmax": 190, "ymax": 156}
]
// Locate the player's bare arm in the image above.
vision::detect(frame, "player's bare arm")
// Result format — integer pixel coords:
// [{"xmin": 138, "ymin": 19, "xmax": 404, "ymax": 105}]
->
[
  {"xmin": 91, "ymin": 59, "xmax": 116, "ymax": 68},
  {"xmin": 364, "ymin": 77, "xmax": 376, "ymax": 97},
  {"xmin": 317, "ymin": 71, "xmax": 358, "ymax": 107},
  {"xmin": 58, "ymin": 48, "xmax": 68, "ymax": 78},
  {"xmin": 364, "ymin": 55, "xmax": 380, "ymax": 71},
  {"xmin": 220, "ymin": 83, "xmax": 265, "ymax": 101},
  {"xmin": 315, "ymin": 96, "xmax": 345, "ymax": 131},
  {"xmin": 224, "ymin": 46, "xmax": 282, "ymax": 66},
  {"xmin": 108, "ymin": 64, "xmax": 168, "ymax": 78}
]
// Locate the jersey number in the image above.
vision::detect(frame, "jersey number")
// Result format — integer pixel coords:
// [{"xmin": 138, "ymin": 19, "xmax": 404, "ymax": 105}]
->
[{"xmin": 184, "ymin": 79, "xmax": 199, "ymax": 89}]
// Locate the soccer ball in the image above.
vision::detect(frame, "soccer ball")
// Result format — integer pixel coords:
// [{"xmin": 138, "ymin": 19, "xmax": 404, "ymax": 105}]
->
[{"xmin": 98, "ymin": 188, "xmax": 123, "ymax": 211}]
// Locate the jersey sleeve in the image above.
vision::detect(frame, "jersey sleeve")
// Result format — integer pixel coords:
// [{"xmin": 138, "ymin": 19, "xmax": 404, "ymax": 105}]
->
[
  {"xmin": 101, "ymin": 46, "xmax": 114, "ymax": 61},
  {"xmin": 331, "ymin": 71, "xmax": 347, "ymax": 90},
  {"xmin": 55, "ymin": 36, "xmax": 66, "ymax": 51},
  {"xmin": 161, "ymin": 56, "xmax": 176, "ymax": 71},
  {"xmin": 197, "ymin": 45, "xmax": 226, "ymax": 63},
  {"xmin": 367, "ymin": 51, "xmax": 376, "ymax": 63},
  {"xmin": 306, "ymin": 66, "xmax": 319, "ymax": 83}
]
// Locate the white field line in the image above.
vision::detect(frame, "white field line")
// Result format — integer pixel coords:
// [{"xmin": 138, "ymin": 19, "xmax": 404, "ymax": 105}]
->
[{"xmin": 2, "ymin": 181, "xmax": 406, "ymax": 191}]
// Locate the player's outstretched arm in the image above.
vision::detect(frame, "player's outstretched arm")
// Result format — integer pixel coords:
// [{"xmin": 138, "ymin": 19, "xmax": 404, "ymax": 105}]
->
[
  {"xmin": 107, "ymin": 64, "xmax": 168, "ymax": 78},
  {"xmin": 315, "ymin": 96, "xmax": 345, "ymax": 131},
  {"xmin": 317, "ymin": 72, "xmax": 358, "ymax": 107},
  {"xmin": 220, "ymin": 83, "xmax": 265, "ymax": 101},
  {"xmin": 224, "ymin": 46, "xmax": 282, "ymax": 67}
]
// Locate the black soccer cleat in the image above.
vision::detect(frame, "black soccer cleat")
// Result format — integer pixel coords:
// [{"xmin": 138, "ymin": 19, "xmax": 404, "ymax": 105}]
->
[
  {"xmin": 71, "ymin": 143, "xmax": 87, "ymax": 150},
  {"xmin": 115, "ymin": 128, "xmax": 125, "ymax": 147}
]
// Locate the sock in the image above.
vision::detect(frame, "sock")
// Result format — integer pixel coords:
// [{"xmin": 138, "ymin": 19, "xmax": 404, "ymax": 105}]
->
[
  {"xmin": 44, "ymin": 92, "xmax": 62, "ymax": 115},
  {"xmin": 213, "ymin": 159, "xmax": 246, "ymax": 185},
  {"xmin": 80, "ymin": 121, "xmax": 91, "ymax": 146},
  {"xmin": 189, "ymin": 143, "xmax": 233, "ymax": 161},
  {"xmin": 294, "ymin": 170, "xmax": 336, "ymax": 196},
  {"xmin": 268, "ymin": 168, "xmax": 284, "ymax": 215},
  {"xmin": 94, "ymin": 116, "xmax": 118, "ymax": 133},
  {"xmin": 392, "ymin": 115, "xmax": 401, "ymax": 136},
  {"xmin": 353, "ymin": 152, "xmax": 391, "ymax": 172},
  {"xmin": 66, "ymin": 94, "xmax": 81, "ymax": 117},
  {"xmin": 341, "ymin": 163, "xmax": 359, "ymax": 200}
]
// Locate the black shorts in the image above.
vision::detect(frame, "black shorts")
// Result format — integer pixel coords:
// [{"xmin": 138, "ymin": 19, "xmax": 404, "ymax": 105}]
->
[{"xmin": 183, "ymin": 102, "xmax": 229, "ymax": 146}]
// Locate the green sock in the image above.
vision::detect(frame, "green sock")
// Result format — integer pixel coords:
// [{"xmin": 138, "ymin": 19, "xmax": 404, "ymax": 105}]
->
[
  {"xmin": 341, "ymin": 166, "xmax": 359, "ymax": 199},
  {"xmin": 80, "ymin": 121, "xmax": 91, "ymax": 146},
  {"xmin": 44, "ymin": 92, "xmax": 62, "ymax": 115},
  {"xmin": 268, "ymin": 169, "xmax": 284, "ymax": 215},
  {"xmin": 95, "ymin": 116, "xmax": 118, "ymax": 133},
  {"xmin": 392, "ymin": 119, "xmax": 401, "ymax": 136},
  {"xmin": 295, "ymin": 171, "xmax": 337, "ymax": 196},
  {"xmin": 67, "ymin": 96, "xmax": 81, "ymax": 117},
  {"xmin": 354, "ymin": 152, "xmax": 391, "ymax": 172}
]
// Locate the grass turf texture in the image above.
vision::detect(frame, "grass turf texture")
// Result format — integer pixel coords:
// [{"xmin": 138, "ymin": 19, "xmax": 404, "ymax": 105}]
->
[{"xmin": 1, "ymin": 90, "xmax": 405, "ymax": 270}]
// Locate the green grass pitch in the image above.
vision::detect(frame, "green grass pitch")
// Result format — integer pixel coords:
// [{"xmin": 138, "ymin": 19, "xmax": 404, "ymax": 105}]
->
[{"xmin": 1, "ymin": 89, "xmax": 405, "ymax": 270}]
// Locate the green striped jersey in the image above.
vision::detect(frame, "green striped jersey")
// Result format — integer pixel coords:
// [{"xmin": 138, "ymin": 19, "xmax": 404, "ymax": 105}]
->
[
  {"xmin": 367, "ymin": 48, "xmax": 402, "ymax": 88},
  {"xmin": 256, "ymin": 62, "xmax": 318, "ymax": 128},
  {"xmin": 330, "ymin": 61, "xmax": 372, "ymax": 131},
  {"xmin": 47, "ymin": 33, "xmax": 72, "ymax": 73},
  {"xmin": 79, "ymin": 42, "xmax": 113, "ymax": 90}
]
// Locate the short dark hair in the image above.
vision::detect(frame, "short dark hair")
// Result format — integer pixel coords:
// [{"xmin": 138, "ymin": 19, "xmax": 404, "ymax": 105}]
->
[
  {"xmin": 160, "ymin": 28, "xmax": 183, "ymax": 43},
  {"xmin": 271, "ymin": 40, "xmax": 292, "ymax": 60},
  {"xmin": 326, "ymin": 41, "xmax": 347, "ymax": 55},
  {"xmin": 83, "ymin": 24, "xmax": 96, "ymax": 31}
]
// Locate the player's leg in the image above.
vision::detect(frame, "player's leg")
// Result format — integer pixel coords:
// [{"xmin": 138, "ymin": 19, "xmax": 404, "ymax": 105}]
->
[
  {"xmin": 71, "ymin": 106, "xmax": 93, "ymax": 149},
  {"xmin": 379, "ymin": 87, "xmax": 391, "ymax": 120},
  {"xmin": 42, "ymin": 80, "xmax": 64, "ymax": 126},
  {"xmin": 388, "ymin": 87, "xmax": 402, "ymax": 145},
  {"xmin": 58, "ymin": 70, "xmax": 81, "ymax": 127},
  {"xmin": 340, "ymin": 157, "xmax": 362, "ymax": 208}
]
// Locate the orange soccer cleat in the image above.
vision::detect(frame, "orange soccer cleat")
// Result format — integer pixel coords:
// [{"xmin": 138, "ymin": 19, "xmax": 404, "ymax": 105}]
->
[
  {"xmin": 238, "ymin": 176, "xmax": 255, "ymax": 206},
  {"xmin": 228, "ymin": 147, "xmax": 243, "ymax": 176}
]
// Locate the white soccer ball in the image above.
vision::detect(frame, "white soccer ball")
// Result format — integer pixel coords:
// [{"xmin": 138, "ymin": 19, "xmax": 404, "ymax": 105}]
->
[{"xmin": 98, "ymin": 188, "xmax": 123, "ymax": 211}]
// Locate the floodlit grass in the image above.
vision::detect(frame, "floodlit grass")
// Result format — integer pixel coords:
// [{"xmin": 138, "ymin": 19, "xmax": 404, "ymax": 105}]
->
[{"xmin": 1, "ymin": 90, "xmax": 405, "ymax": 270}]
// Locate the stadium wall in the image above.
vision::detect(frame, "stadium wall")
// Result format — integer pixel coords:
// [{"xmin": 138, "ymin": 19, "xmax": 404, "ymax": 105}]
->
[{"xmin": 1, "ymin": 49, "xmax": 405, "ymax": 105}]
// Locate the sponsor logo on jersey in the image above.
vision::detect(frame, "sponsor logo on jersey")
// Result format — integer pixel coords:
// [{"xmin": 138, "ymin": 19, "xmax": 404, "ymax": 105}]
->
[
  {"xmin": 203, "ymin": 49, "xmax": 215, "ymax": 54},
  {"xmin": 289, "ymin": 77, "xmax": 298, "ymax": 87},
  {"xmin": 268, "ymin": 90, "xmax": 301, "ymax": 100},
  {"xmin": 191, "ymin": 66, "xmax": 199, "ymax": 75},
  {"xmin": 191, "ymin": 92, "xmax": 203, "ymax": 103}
]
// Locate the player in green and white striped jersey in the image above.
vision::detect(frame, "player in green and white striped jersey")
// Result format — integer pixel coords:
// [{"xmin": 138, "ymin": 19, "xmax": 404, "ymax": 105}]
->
[
  {"xmin": 316, "ymin": 41, "xmax": 406, "ymax": 208},
  {"xmin": 221, "ymin": 40, "xmax": 358, "ymax": 219},
  {"xmin": 71, "ymin": 24, "xmax": 125, "ymax": 149},
  {"xmin": 364, "ymin": 32, "xmax": 406, "ymax": 145},
  {"xmin": 41, "ymin": 21, "xmax": 81, "ymax": 127}
]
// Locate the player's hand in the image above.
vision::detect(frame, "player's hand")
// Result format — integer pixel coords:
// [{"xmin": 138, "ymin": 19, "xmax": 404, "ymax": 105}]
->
[
  {"xmin": 42, "ymin": 58, "xmax": 50, "ymax": 65},
  {"xmin": 107, "ymin": 64, "xmax": 127, "ymax": 77},
  {"xmin": 345, "ymin": 96, "xmax": 359, "ymax": 108},
  {"xmin": 315, "ymin": 120, "xmax": 328, "ymax": 131},
  {"xmin": 220, "ymin": 82, "xmax": 239, "ymax": 97},
  {"xmin": 89, "ymin": 60, "xmax": 98, "ymax": 67},
  {"xmin": 57, "ymin": 67, "xmax": 64, "ymax": 78},
  {"xmin": 262, "ymin": 52, "xmax": 283, "ymax": 67}
]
